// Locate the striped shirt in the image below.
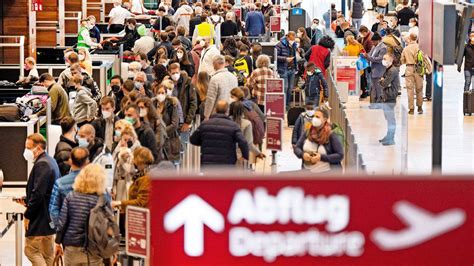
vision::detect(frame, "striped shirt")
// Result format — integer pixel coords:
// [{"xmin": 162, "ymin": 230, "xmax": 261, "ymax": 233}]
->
[{"xmin": 247, "ymin": 67, "xmax": 275, "ymax": 105}]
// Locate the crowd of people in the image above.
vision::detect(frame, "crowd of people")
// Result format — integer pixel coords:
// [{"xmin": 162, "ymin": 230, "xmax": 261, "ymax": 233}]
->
[{"xmin": 18, "ymin": 0, "xmax": 464, "ymax": 263}]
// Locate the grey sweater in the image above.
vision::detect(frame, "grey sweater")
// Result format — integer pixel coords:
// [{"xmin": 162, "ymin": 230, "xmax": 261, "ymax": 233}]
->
[{"xmin": 73, "ymin": 86, "xmax": 97, "ymax": 124}]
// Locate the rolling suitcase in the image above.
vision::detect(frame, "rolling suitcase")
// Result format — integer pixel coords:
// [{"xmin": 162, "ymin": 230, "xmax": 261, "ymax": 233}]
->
[
  {"xmin": 463, "ymin": 90, "xmax": 474, "ymax": 116},
  {"xmin": 287, "ymin": 88, "xmax": 305, "ymax": 127}
]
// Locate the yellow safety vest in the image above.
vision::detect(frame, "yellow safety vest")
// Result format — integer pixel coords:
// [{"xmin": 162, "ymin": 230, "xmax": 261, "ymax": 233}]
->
[{"xmin": 196, "ymin": 22, "xmax": 215, "ymax": 44}]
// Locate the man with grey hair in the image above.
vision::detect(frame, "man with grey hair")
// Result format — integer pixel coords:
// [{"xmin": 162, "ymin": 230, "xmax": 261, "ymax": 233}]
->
[
  {"xmin": 245, "ymin": 3, "xmax": 265, "ymax": 37},
  {"xmin": 204, "ymin": 55, "xmax": 239, "ymax": 119},
  {"xmin": 247, "ymin": 54, "xmax": 275, "ymax": 111}
]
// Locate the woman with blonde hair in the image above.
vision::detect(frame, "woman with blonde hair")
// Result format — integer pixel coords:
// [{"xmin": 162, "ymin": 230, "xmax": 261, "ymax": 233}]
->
[
  {"xmin": 55, "ymin": 164, "xmax": 109, "ymax": 265},
  {"xmin": 343, "ymin": 35, "xmax": 364, "ymax": 56},
  {"xmin": 77, "ymin": 47, "xmax": 93, "ymax": 75}
]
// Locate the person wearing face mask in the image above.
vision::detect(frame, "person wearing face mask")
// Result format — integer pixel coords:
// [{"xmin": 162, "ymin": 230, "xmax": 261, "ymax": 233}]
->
[
  {"xmin": 20, "ymin": 133, "xmax": 60, "ymax": 266},
  {"xmin": 292, "ymin": 101, "xmax": 316, "ymax": 148},
  {"xmin": 54, "ymin": 117, "xmax": 79, "ymax": 176},
  {"xmin": 153, "ymin": 85, "xmax": 181, "ymax": 162},
  {"xmin": 108, "ymin": 0, "xmax": 133, "ymax": 34},
  {"xmin": 111, "ymin": 147, "xmax": 153, "ymax": 234},
  {"xmin": 87, "ymin": 15, "xmax": 101, "ymax": 43},
  {"xmin": 92, "ymin": 96, "xmax": 119, "ymax": 151},
  {"xmin": 294, "ymin": 106, "xmax": 344, "ymax": 173},
  {"xmin": 77, "ymin": 18, "xmax": 102, "ymax": 50},
  {"xmin": 167, "ymin": 63, "xmax": 197, "ymax": 137},
  {"xmin": 379, "ymin": 53, "xmax": 400, "ymax": 146},
  {"xmin": 198, "ymin": 36, "xmax": 221, "ymax": 76},
  {"xmin": 304, "ymin": 62, "xmax": 329, "ymax": 105},
  {"xmin": 111, "ymin": 121, "xmax": 141, "ymax": 207},
  {"xmin": 70, "ymin": 75, "xmax": 98, "ymax": 127},
  {"xmin": 34, "ymin": 73, "xmax": 70, "ymax": 125},
  {"xmin": 107, "ymin": 75, "xmax": 124, "ymax": 111},
  {"xmin": 276, "ymin": 31, "xmax": 298, "ymax": 107},
  {"xmin": 132, "ymin": 25, "xmax": 156, "ymax": 55},
  {"xmin": 124, "ymin": 103, "xmax": 160, "ymax": 162},
  {"xmin": 137, "ymin": 97, "xmax": 158, "ymax": 131},
  {"xmin": 117, "ymin": 18, "xmax": 140, "ymax": 51},
  {"xmin": 296, "ymin": 27, "xmax": 311, "ymax": 53},
  {"xmin": 134, "ymin": 71, "xmax": 154, "ymax": 98},
  {"xmin": 261, "ymin": 0, "xmax": 276, "ymax": 25},
  {"xmin": 172, "ymin": 47, "xmax": 195, "ymax": 77},
  {"xmin": 306, "ymin": 19, "xmax": 324, "ymax": 46},
  {"xmin": 77, "ymin": 47, "xmax": 93, "ymax": 75}
]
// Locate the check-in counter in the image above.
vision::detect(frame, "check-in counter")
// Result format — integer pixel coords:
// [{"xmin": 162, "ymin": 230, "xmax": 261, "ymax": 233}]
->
[{"xmin": 0, "ymin": 117, "xmax": 46, "ymax": 186}]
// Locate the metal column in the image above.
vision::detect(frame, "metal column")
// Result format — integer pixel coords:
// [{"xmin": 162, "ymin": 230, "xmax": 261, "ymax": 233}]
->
[{"xmin": 432, "ymin": 62, "xmax": 443, "ymax": 171}]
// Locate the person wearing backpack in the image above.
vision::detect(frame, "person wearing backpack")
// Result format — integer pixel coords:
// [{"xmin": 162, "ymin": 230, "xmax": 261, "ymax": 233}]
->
[
  {"xmin": 401, "ymin": 33, "xmax": 424, "ymax": 114},
  {"xmin": 293, "ymin": 106, "xmax": 344, "ymax": 173},
  {"xmin": 379, "ymin": 53, "xmax": 400, "ymax": 146},
  {"xmin": 234, "ymin": 44, "xmax": 254, "ymax": 84},
  {"xmin": 55, "ymin": 164, "xmax": 111, "ymax": 265}
]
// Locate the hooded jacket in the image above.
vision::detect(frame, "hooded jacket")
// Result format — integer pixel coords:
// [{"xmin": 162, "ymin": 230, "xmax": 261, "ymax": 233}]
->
[{"xmin": 276, "ymin": 37, "xmax": 298, "ymax": 74}]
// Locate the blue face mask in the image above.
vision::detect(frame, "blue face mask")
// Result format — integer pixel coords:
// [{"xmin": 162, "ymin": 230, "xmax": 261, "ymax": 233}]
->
[
  {"xmin": 115, "ymin": 130, "xmax": 121, "ymax": 137},
  {"xmin": 76, "ymin": 137, "xmax": 89, "ymax": 148}
]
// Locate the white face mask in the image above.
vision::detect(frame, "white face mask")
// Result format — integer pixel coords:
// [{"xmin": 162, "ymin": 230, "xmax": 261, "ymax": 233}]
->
[
  {"xmin": 311, "ymin": 23, "xmax": 318, "ymax": 30},
  {"xmin": 382, "ymin": 59, "xmax": 391, "ymax": 67},
  {"xmin": 199, "ymin": 40, "xmax": 205, "ymax": 47},
  {"xmin": 297, "ymin": 32, "xmax": 303, "ymax": 38},
  {"xmin": 289, "ymin": 40, "xmax": 295, "ymax": 46},
  {"xmin": 157, "ymin": 94, "xmax": 166, "ymax": 103},
  {"xmin": 78, "ymin": 54, "xmax": 85, "ymax": 61},
  {"xmin": 409, "ymin": 23, "xmax": 415, "ymax": 28},
  {"xmin": 139, "ymin": 108, "xmax": 148, "ymax": 117},
  {"xmin": 177, "ymin": 52, "xmax": 184, "ymax": 60},
  {"xmin": 166, "ymin": 89, "xmax": 173, "ymax": 96},
  {"xmin": 307, "ymin": 71, "xmax": 314, "ymax": 76},
  {"xmin": 263, "ymin": 3, "xmax": 268, "ymax": 7},
  {"xmin": 23, "ymin": 148, "xmax": 35, "ymax": 161},
  {"xmin": 312, "ymin": 117, "xmax": 322, "ymax": 127},
  {"xmin": 171, "ymin": 73, "xmax": 180, "ymax": 81},
  {"xmin": 128, "ymin": 25, "xmax": 134, "ymax": 30},
  {"xmin": 102, "ymin": 110, "xmax": 112, "ymax": 119},
  {"xmin": 306, "ymin": 110, "xmax": 315, "ymax": 117}
]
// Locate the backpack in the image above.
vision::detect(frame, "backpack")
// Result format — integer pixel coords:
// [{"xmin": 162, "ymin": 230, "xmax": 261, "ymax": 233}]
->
[
  {"xmin": 331, "ymin": 123, "xmax": 346, "ymax": 147},
  {"xmin": 85, "ymin": 195, "xmax": 120, "ymax": 259},
  {"xmin": 92, "ymin": 149, "xmax": 114, "ymax": 192},
  {"xmin": 415, "ymin": 50, "xmax": 426, "ymax": 76},
  {"xmin": 209, "ymin": 16, "xmax": 222, "ymax": 28},
  {"xmin": 245, "ymin": 109, "xmax": 265, "ymax": 145},
  {"xmin": 234, "ymin": 57, "xmax": 250, "ymax": 82}
]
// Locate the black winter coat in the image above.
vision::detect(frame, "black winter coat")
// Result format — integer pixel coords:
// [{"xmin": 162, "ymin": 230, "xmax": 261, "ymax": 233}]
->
[
  {"xmin": 54, "ymin": 136, "xmax": 78, "ymax": 176},
  {"xmin": 25, "ymin": 153, "xmax": 60, "ymax": 237},
  {"xmin": 135, "ymin": 123, "xmax": 160, "ymax": 162},
  {"xmin": 190, "ymin": 113, "xmax": 249, "ymax": 165},
  {"xmin": 91, "ymin": 116, "xmax": 119, "ymax": 143}
]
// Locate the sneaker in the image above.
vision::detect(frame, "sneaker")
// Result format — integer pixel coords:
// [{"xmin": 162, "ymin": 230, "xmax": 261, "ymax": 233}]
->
[
  {"xmin": 408, "ymin": 109, "xmax": 414, "ymax": 115},
  {"xmin": 379, "ymin": 136, "xmax": 388, "ymax": 143},
  {"xmin": 418, "ymin": 107, "xmax": 423, "ymax": 114},
  {"xmin": 423, "ymin": 97, "xmax": 432, "ymax": 102}
]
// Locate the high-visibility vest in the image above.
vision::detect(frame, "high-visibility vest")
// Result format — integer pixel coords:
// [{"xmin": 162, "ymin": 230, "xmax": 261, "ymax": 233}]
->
[
  {"xmin": 77, "ymin": 26, "xmax": 90, "ymax": 49},
  {"xmin": 196, "ymin": 22, "xmax": 215, "ymax": 44}
]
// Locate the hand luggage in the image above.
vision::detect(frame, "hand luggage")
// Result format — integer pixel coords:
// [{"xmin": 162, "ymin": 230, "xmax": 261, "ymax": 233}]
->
[
  {"xmin": 0, "ymin": 104, "xmax": 21, "ymax": 122},
  {"xmin": 463, "ymin": 90, "xmax": 474, "ymax": 116},
  {"xmin": 287, "ymin": 88, "xmax": 305, "ymax": 127}
]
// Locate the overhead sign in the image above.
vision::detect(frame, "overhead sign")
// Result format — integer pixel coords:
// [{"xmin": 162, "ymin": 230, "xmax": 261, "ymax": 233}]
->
[
  {"xmin": 270, "ymin": 16, "xmax": 281, "ymax": 33},
  {"xmin": 265, "ymin": 93, "xmax": 285, "ymax": 119},
  {"xmin": 126, "ymin": 206, "xmax": 150, "ymax": 259},
  {"xmin": 266, "ymin": 117, "xmax": 283, "ymax": 151},
  {"xmin": 151, "ymin": 177, "xmax": 473, "ymax": 265},
  {"xmin": 31, "ymin": 0, "xmax": 43, "ymax": 11}
]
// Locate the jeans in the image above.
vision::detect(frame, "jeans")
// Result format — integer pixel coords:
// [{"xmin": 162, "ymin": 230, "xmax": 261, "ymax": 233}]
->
[
  {"xmin": 464, "ymin": 70, "xmax": 474, "ymax": 91},
  {"xmin": 376, "ymin": 6, "xmax": 386, "ymax": 14},
  {"xmin": 352, "ymin": 18, "xmax": 362, "ymax": 31},
  {"xmin": 280, "ymin": 70, "xmax": 296, "ymax": 107},
  {"xmin": 382, "ymin": 103, "xmax": 396, "ymax": 140}
]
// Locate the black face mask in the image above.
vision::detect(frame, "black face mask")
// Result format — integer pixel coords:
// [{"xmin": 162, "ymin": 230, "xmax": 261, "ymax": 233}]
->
[
  {"xmin": 111, "ymin": 85, "xmax": 121, "ymax": 93},
  {"xmin": 68, "ymin": 86, "xmax": 76, "ymax": 92},
  {"xmin": 127, "ymin": 140, "xmax": 134, "ymax": 148}
]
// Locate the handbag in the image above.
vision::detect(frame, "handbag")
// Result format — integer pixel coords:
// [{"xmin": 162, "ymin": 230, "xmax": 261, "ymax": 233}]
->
[
  {"xmin": 356, "ymin": 54, "xmax": 369, "ymax": 71},
  {"xmin": 53, "ymin": 254, "xmax": 64, "ymax": 266}
]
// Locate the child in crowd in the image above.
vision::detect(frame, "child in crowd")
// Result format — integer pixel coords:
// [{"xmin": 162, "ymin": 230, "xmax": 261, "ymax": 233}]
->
[{"xmin": 303, "ymin": 62, "xmax": 329, "ymax": 105}]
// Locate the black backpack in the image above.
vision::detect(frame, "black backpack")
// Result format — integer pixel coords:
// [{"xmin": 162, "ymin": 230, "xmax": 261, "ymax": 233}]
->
[{"xmin": 84, "ymin": 195, "xmax": 120, "ymax": 259}]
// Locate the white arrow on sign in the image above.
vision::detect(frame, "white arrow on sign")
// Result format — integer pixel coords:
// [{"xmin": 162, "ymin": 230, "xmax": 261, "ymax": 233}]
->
[
  {"xmin": 164, "ymin": 194, "xmax": 224, "ymax": 257},
  {"xmin": 371, "ymin": 200, "xmax": 466, "ymax": 251}
]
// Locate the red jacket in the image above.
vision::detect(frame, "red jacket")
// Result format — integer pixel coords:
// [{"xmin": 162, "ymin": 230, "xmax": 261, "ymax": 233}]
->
[{"xmin": 308, "ymin": 45, "xmax": 331, "ymax": 75}]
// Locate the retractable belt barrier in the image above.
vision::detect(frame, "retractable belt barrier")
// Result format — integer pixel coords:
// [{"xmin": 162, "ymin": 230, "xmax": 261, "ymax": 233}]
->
[{"xmin": 0, "ymin": 211, "xmax": 24, "ymax": 266}]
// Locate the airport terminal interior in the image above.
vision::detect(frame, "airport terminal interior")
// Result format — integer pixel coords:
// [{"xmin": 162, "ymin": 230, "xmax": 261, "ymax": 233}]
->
[{"xmin": 0, "ymin": 0, "xmax": 473, "ymax": 265}]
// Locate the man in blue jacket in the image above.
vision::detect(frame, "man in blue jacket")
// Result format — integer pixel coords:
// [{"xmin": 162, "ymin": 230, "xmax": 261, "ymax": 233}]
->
[
  {"xmin": 21, "ymin": 133, "xmax": 60, "ymax": 265},
  {"xmin": 276, "ymin": 31, "xmax": 298, "ymax": 107},
  {"xmin": 49, "ymin": 147, "xmax": 89, "ymax": 228},
  {"xmin": 245, "ymin": 4, "xmax": 265, "ymax": 37},
  {"xmin": 190, "ymin": 100, "xmax": 249, "ymax": 167}
]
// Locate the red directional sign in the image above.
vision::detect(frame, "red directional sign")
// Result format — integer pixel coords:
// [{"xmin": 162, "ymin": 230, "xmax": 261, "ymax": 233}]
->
[
  {"xmin": 265, "ymin": 93, "xmax": 285, "ymax": 119},
  {"xmin": 265, "ymin": 78, "xmax": 284, "ymax": 94},
  {"xmin": 151, "ymin": 176, "xmax": 473, "ymax": 266},
  {"xmin": 126, "ymin": 206, "xmax": 150, "ymax": 258},
  {"xmin": 266, "ymin": 117, "xmax": 283, "ymax": 151},
  {"xmin": 270, "ymin": 16, "xmax": 281, "ymax": 33}
]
